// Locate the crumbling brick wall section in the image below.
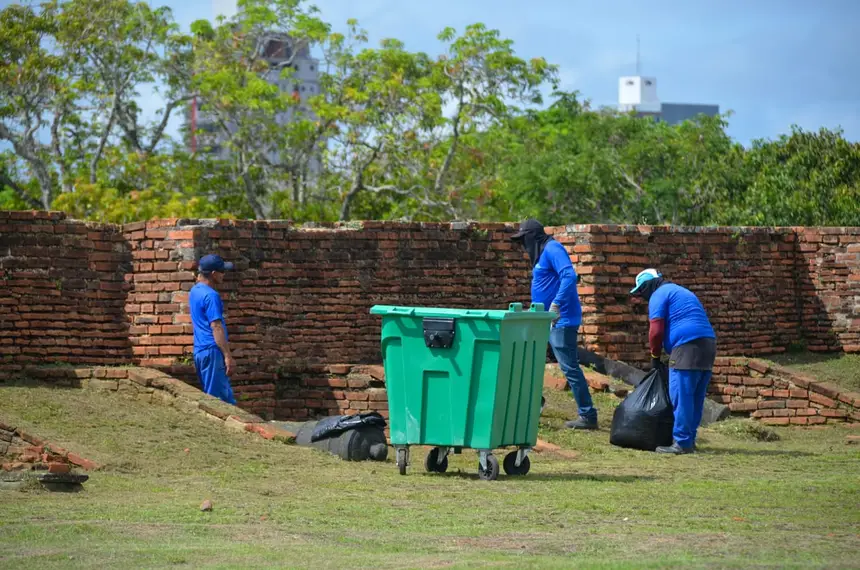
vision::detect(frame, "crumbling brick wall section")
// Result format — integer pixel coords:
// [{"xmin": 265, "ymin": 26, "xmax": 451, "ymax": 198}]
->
[
  {"xmin": 796, "ymin": 228, "xmax": 860, "ymax": 352},
  {"xmin": 0, "ymin": 211, "xmax": 132, "ymax": 368},
  {"xmin": 122, "ymin": 219, "xmax": 202, "ymax": 367}
]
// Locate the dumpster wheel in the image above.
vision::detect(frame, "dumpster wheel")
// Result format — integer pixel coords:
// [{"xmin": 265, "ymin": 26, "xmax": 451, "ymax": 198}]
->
[
  {"xmin": 503, "ymin": 451, "xmax": 531, "ymax": 476},
  {"xmin": 424, "ymin": 447, "xmax": 449, "ymax": 473},
  {"xmin": 396, "ymin": 447, "xmax": 408, "ymax": 475},
  {"xmin": 477, "ymin": 454, "xmax": 499, "ymax": 481}
]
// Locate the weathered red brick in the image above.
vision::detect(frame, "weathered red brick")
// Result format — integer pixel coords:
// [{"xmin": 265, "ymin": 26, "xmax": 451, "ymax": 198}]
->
[
  {"xmin": 809, "ymin": 392, "xmax": 837, "ymax": 408},
  {"xmin": 809, "ymin": 382, "xmax": 841, "ymax": 400},
  {"xmin": 66, "ymin": 453, "xmax": 100, "ymax": 471},
  {"xmin": 17, "ymin": 430, "xmax": 45, "ymax": 446},
  {"xmin": 820, "ymin": 409, "xmax": 848, "ymax": 418},
  {"xmin": 47, "ymin": 462, "xmax": 71, "ymax": 474}
]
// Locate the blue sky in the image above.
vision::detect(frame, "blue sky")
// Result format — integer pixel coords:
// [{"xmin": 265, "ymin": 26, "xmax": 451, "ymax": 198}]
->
[
  {"xmin": 175, "ymin": 0, "xmax": 860, "ymax": 145},
  {"xmin": 4, "ymin": 0, "xmax": 860, "ymax": 145}
]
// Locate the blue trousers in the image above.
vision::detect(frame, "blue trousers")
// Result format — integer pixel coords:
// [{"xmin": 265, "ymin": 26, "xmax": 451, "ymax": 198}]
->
[
  {"xmin": 668, "ymin": 368, "xmax": 712, "ymax": 449},
  {"xmin": 194, "ymin": 346, "xmax": 236, "ymax": 405},
  {"xmin": 549, "ymin": 326, "xmax": 597, "ymax": 421}
]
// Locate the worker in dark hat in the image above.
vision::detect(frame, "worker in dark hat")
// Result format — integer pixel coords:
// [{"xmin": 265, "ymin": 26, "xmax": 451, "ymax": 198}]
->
[
  {"xmin": 630, "ymin": 269, "xmax": 717, "ymax": 454},
  {"xmin": 512, "ymin": 219, "xmax": 598, "ymax": 430},
  {"xmin": 189, "ymin": 254, "xmax": 237, "ymax": 405}
]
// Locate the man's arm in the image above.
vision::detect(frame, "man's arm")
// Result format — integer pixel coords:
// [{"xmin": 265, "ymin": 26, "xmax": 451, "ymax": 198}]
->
[
  {"xmin": 647, "ymin": 291, "xmax": 668, "ymax": 369},
  {"xmin": 547, "ymin": 244, "xmax": 576, "ymax": 317},
  {"xmin": 649, "ymin": 318, "xmax": 665, "ymax": 361},
  {"xmin": 210, "ymin": 319, "xmax": 235, "ymax": 377}
]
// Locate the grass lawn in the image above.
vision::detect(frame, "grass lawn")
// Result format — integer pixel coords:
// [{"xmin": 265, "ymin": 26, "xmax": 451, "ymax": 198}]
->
[
  {"xmin": 768, "ymin": 352, "xmax": 860, "ymax": 392},
  {"xmin": 1, "ymin": 385, "xmax": 858, "ymax": 569}
]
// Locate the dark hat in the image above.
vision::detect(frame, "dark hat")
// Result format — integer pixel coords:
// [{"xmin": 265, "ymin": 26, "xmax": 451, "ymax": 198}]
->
[
  {"xmin": 198, "ymin": 254, "xmax": 234, "ymax": 273},
  {"xmin": 510, "ymin": 219, "xmax": 545, "ymax": 241}
]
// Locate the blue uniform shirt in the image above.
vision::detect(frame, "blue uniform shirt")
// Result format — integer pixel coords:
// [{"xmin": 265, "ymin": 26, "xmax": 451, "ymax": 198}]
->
[
  {"xmin": 189, "ymin": 283, "xmax": 228, "ymax": 354},
  {"xmin": 531, "ymin": 240, "xmax": 582, "ymax": 328},
  {"xmin": 648, "ymin": 283, "xmax": 715, "ymax": 353}
]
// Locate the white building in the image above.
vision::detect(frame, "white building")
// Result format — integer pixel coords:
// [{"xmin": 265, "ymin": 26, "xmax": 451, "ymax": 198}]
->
[{"xmin": 618, "ymin": 75, "xmax": 719, "ymax": 125}]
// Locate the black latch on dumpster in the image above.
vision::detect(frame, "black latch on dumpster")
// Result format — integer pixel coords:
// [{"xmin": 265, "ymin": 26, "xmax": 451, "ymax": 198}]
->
[{"xmin": 423, "ymin": 318, "xmax": 455, "ymax": 348}]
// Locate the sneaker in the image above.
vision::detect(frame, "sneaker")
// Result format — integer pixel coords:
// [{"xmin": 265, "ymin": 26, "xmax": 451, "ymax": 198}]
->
[
  {"xmin": 564, "ymin": 416, "xmax": 598, "ymax": 430},
  {"xmin": 655, "ymin": 441, "xmax": 694, "ymax": 455}
]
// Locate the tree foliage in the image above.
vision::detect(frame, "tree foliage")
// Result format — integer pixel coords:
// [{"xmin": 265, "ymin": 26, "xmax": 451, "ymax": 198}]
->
[{"xmin": 1, "ymin": 0, "xmax": 857, "ymax": 226}]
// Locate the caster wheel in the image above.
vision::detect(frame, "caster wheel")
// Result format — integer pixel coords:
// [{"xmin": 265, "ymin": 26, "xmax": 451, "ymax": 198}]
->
[
  {"xmin": 396, "ymin": 448, "xmax": 407, "ymax": 475},
  {"xmin": 424, "ymin": 447, "xmax": 448, "ymax": 473},
  {"xmin": 478, "ymin": 454, "xmax": 499, "ymax": 481},
  {"xmin": 503, "ymin": 451, "xmax": 531, "ymax": 476}
]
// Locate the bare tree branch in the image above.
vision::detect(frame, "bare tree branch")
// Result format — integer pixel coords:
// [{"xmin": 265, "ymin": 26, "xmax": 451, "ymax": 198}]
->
[
  {"xmin": 0, "ymin": 122, "xmax": 55, "ymax": 208},
  {"xmin": 50, "ymin": 108, "xmax": 73, "ymax": 193},
  {"xmin": 90, "ymin": 91, "xmax": 121, "ymax": 183},
  {"xmin": 144, "ymin": 93, "xmax": 198, "ymax": 154},
  {"xmin": 0, "ymin": 171, "xmax": 43, "ymax": 209},
  {"xmin": 433, "ymin": 90, "xmax": 464, "ymax": 196}
]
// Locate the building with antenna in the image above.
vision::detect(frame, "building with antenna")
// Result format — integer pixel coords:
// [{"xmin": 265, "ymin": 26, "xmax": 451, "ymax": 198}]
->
[{"xmin": 618, "ymin": 37, "xmax": 719, "ymax": 125}]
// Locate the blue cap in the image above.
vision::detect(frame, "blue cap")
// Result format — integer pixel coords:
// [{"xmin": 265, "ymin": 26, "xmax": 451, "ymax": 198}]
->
[
  {"xmin": 630, "ymin": 268, "xmax": 660, "ymax": 294},
  {"xmin": 198, "ymin": 254, "xmax": 234, "ymax": 273}
]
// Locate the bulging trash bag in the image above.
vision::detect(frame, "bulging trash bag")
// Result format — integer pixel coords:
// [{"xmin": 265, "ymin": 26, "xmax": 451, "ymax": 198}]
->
[
  {"xmin": 310, "ymin": 411, "xmax": 387, "ymax": 443},
  {"xmin": 609, "ymin": 366, "xmax": 674, "ymax": 451}
]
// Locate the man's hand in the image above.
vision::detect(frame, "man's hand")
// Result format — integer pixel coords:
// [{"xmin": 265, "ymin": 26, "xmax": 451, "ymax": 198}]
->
[
  {"xmin": 225, "ymin": 354, "xmax": 236, "ymax": 377},
  {"xmin": 549, "ymin": 303, "xmax": 561, "ymax": 323}
]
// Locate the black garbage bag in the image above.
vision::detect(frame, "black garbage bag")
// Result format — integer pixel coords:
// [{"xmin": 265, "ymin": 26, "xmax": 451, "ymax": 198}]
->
[
  {"xmin": 310, "ymin": 411, "xmax": 387, "ymax": 442},
  {"xmin": 609, "ymin": 366, "xmax": 674, "ymax": 451}
]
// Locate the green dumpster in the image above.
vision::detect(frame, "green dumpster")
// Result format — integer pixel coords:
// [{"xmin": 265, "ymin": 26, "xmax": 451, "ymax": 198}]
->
[{"xmin": 370, "ymin": 302, "xmax": 554, "ymax": 480}]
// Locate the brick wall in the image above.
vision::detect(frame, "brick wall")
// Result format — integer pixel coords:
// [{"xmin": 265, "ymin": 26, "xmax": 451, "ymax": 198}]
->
[
  {"xmin": 122, "ymin": 219, "xmax": 200, "ymax": 366},
  {"xmin": 795, "ymin": 228, "xmax": 860, "ymax": 352},
  {"xmin": 1, "ymin": 418, "xmax": 100, "ymax": 472},
  {"xmin": 2, "ymin": 212, "xmax": 859, "ymax": 423},
  {"xmin": 554, "ymin": 225, "xmax": 859, "ymax": 365},
  {"xmin": 708, "ymin": 357, "xmax": 860, "ymax": 424},
  {"xmin": 122, "ymin": 218, "xmax": 531, "ymax": 381},
  {"xmin": 0, "ymin": 212, "xmax": 132, "ymax": 368}
]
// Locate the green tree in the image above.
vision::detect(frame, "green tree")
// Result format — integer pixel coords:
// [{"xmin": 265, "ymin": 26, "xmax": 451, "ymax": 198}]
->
[
  {"xmin": 0, "ymin": 0, "xmax": 194, "ymax": 208},
  {"xmin": 480, "ymin": 92, "xmax": 744, "ymax": 225},
  {"xmin": 188, "ymin": 0, "xmax": 329, "ymax": 219},
  {"xmin": 727, "ymin": 127, "xmax": 860, "ymax": 226},
  {"xmin": 328, "ymin": 23, "xmax": 558, "ymax": 221}
]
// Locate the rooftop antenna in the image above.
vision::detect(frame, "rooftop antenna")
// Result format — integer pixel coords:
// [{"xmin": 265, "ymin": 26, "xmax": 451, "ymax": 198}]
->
[{"xmin": 636, "ymin": 34, "xmax": 641, "ymax": 75}]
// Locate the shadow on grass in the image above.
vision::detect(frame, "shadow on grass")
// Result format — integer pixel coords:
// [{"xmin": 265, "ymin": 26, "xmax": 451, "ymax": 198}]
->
[
  {"xmin": 0, "ymin": 381, "xmax": 82, "ymax": 390},
  {"xmin": 430, "ymin": 471, "xmax": 657, "ymax": 483},
  {"xmin": 699, "ymin": 447, "xmax": 816, "ymax": 457},
  {"xmin": 40, "ymin": 483, "xmax": 85, "ymax": 493}
]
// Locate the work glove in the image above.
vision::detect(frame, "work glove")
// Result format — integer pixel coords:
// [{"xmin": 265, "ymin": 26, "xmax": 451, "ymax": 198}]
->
[{"xmin": 549, "ymin": 303, "xmax": 561, "ymax": 324}]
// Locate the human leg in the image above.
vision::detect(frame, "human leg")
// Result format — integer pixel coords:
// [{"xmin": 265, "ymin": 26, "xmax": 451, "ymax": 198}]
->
[
  {"xmin": 691, "ymin": 370, "xmax": 712, "ymax": 446},
  {"xmin": 549, "ymin": 326, "xmax": 597, "ymax": 426},
  {"xmin": 666, "ymin": 368, "xmax": 697, "ymax": 450}
]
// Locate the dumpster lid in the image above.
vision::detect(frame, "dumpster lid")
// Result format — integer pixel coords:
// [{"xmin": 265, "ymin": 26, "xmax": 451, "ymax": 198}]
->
[{"xmin": 370, "ymin": 303, "xmax": 555, "ymax": 320}]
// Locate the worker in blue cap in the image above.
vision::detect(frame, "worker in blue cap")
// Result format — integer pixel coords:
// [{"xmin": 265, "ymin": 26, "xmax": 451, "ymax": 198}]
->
[
  {"xmin": 630, "ymin": 269, "xmax": 717, "ymax": 454},
  {"xmin": 189, "ymin": 254, "xmax": 237, "ymax": 405},
  {"xmin": 512, "ymin": 219, "xmax": 598, "ymax": 430}
]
